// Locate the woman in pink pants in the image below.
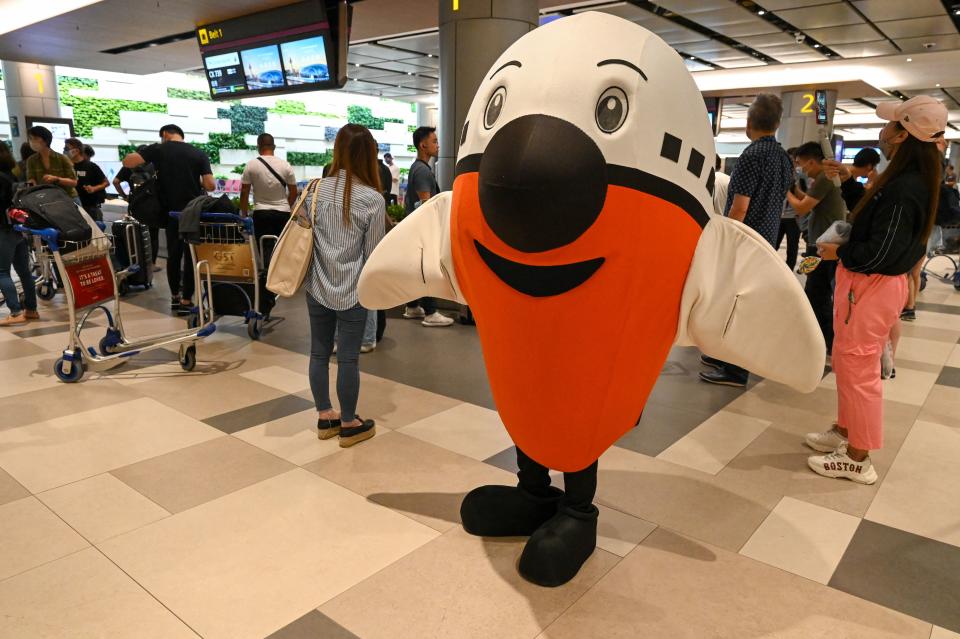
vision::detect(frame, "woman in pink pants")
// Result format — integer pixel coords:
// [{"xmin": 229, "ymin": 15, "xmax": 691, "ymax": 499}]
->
[{"xmin": 805, "ymin": 96, "xmax": 947, "ymax": 484}]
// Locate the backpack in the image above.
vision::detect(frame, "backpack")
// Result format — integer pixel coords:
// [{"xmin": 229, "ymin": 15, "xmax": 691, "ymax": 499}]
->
[
  {"xmin": 11, "ymin": 184, "xmax": 91, "ymax": 242},
  {"xmin": 127, "ymin": 163, "xmax": 165, "ymax": 227}
]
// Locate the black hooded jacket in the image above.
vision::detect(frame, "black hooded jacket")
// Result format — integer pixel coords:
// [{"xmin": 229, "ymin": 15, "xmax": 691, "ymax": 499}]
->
[{"xmin": 837, "ymin": 170, "xmax": 931, "ymax": 276}]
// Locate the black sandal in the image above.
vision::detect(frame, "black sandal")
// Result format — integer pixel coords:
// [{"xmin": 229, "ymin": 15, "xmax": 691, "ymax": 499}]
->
[{"xmin": 339, "ymin": 416, "xmax": 376, "ymax": 448}]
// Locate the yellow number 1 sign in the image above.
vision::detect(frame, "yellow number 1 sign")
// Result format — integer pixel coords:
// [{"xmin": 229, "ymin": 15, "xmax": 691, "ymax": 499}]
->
[{"xmin": 453, "ymin": 0, "xmax": 459, "ymax": 10}]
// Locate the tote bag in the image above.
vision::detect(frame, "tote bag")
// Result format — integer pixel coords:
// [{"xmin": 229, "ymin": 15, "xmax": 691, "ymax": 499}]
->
[{"xmin": 266, "ymin": 179, "xmax": 320, "ymax": 297}]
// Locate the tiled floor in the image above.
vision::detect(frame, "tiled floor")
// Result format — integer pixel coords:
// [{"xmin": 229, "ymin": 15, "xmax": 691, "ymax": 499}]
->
[{"xmin": 0, "ymin": 263, "xmax": 957, "ymax": 638}]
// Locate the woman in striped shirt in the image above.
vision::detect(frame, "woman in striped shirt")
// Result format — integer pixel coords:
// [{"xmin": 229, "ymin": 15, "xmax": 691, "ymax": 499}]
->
[{"xmin": 306, "ymin": 124, "xmax": 386, "ymax": 447}]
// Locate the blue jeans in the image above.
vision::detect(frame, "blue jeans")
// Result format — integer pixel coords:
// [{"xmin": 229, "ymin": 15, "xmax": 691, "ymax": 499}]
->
[
  {"xmin": 307, "ymin": 295, "xmax": 366, "ymax": 423},
  {"xmin": 0, "ymin": 228, "xmax": 37, "ymax": 315},
  {"xmin": 334, "ymin": 309, "xmax": 378, "ymax": 346}
]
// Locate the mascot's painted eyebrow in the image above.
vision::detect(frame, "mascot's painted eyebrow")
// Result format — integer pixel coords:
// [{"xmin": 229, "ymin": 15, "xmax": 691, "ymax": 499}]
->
[
  {"xmin": 489, "ymin": 60, "xmax": 522, "ymax": 80},
  {"xmin": 597, "ymin": 59, "xmax": 647, "ymax": 81}
]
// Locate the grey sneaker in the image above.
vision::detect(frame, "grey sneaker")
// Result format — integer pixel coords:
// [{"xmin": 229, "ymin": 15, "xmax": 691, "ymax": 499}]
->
[
  {"xmin": 422, "ymin": 312, "xmax": 454, "ymax": 327},
  {"xmin": 804, "ymin": 425, "xmax": 848, "ymax": 453},
  {"xmin": 403, "ymin": 306, "xmax": 426, "ymax": 319}
]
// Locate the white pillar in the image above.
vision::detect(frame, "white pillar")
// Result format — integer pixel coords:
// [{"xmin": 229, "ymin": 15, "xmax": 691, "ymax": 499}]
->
[{"xmin": 1, "ymin": 60, "xmax": 61, "ymax": 153}]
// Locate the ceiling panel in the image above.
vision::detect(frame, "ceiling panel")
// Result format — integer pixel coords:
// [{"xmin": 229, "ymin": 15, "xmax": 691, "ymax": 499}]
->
[
  {"xmin": 656, "ymin": 0, "xmax": 732, "ymax": 11},
  {"xmin": 735, "ymin": 32, "xmax": 804, "ymax": 48},
  {"xmin": 677, "ymin": 40, "xmax": 738, "ymax": 55},
  {"xmin": 851, "ymin": 0, "xmax": 947, "ymax": 22},
  {"xmin": 774, "ymin": 51, "xmax": 832, "ymax": 63},
  {"xmin": 572, "ymin": 3, "xmax": 650, "ymax": 21},
  {"xmin": 758, "ymin": 0, "xmax": 845, "ymax": 10},
  {"xmin": 359, "ymin": 59, "xmax": 436, "ymax": 75},
  {"xmin": 895, "ymin": 34, "xmax": 960, "ymax": 53},
  {"xmin": 775, "ymin": 4, "xmax": 864, "ymax": 29},
  {"xmin": 875, "ymin": 17, "xmax": 957, "ymax": 40},
  {"xmin": 347, "ymin": 66, "xmax": 404, "ymax": 81},
  {"xmin": 684, "ymin": 59, "xmax": 715, "ymax": 72},
  {"xmin": 349, "ymin": 43, "xmax": 422, "ymax": 62},
  {"xmin": 828, "ymin": 40, "xmax": 900, "ymax": 57},
  {"xmin": 709, "ymin": 19, "xmax": 781, "ymax": 38},
  {"xmin": 384, "ymin": 32, "xmax": 440, "ymax": 57},
  {"xmin": 805, "ymin": 23, "xmax": 886, "ymax": 45}
]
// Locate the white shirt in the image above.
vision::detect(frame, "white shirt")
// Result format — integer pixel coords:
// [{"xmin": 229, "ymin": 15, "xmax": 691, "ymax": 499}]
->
[
  {"xmin": 242, "ymin": 155, "xmax": 296, "ymax": 212},
  {"xmin": 712, "ymin": 171, "xmax": 730, "ymax": 217},
  {"xmin": 387, "ymin": 162, "xmax": 401, "ymax": 196}
]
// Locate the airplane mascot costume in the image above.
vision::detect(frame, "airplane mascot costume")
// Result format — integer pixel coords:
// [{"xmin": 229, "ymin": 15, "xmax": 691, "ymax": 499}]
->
[{"xmin": 358, "ymin": 12, "xmax": 825, "ymax": 587}]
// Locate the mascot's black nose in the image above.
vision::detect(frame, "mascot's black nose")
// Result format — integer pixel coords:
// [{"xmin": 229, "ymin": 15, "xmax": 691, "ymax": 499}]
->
[{"xmin": 479, "ymin": 114, "xmax": 607, "ymax": 253}]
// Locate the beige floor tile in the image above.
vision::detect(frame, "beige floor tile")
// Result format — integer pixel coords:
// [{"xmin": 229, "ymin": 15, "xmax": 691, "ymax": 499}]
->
[
  {"xmin": 112, "ymin": 436, "xmax": 294, "ymax": 513},
  {"xmin": 134, "ymin": 370, "xmax": 284, "ymax": 420},
  {"xmin": 898, "ymin": 323, "xmax": 960, "ymax": 343},
  {"xmin": 913, "ymin": 310, "xmax": 960, "ymax": 331},
  {"xmin": 305, "ymin": 430, "xmax": 516, "ymax": 532},
  {"xmin": 948, "ymin": 345, "xmax": 960, "ymax": 368},
  {"xmin": 740, "ymin": 496, "xmax": 861, "ymax": 584},
  {"xmin": 596, "ymin": 445, "xmax": 782, "ymax": 552},
  {"xmin": 99, "ymin": 469, "xmax": 438, "ymax": 639},
  {"xmin": 0, "ymin": 466, "xmax": 29, "ymax": 506},
  {"xmin": 920, "ymin": 384, "xmax": 960, "ymax": 428},
  {"xmin": 866, "ymin": 420, "xmax": 960, "ymax": 548},
  {"xmin": 356, "ymin": 372, "xmax": 463, "ymax": 429},
  {"xmin": 400, "ymin": 402, "xmax": 515, "ymax": 461},
  {"xmin": 657, "ymin": 411, "xmax": 771, "ymax": 475},
  {"xmin": 0, "ymin": 337, "xmax": 48, "ymax": 360},
  {"xmin": 234, "ymin": 409, "xmax": 343, "ymax": 466},
  {"xmin": 197, "ymin": 337, "xmax": 310, "ymax": 375},
  {"xmin": 0, "ymin": 354, "xmax": 63, "ymax": 399},
  {"xmin": 932, "ymin": 626, "xmax": 960, "ymax": 639},
  {"xmin": 0, "ymin": 378, "xmax": 143, "ymax": 433},
  {"xmin": 0, "ymin": 547, "xmax": 199, "ymax": 639},
  {"xmin": 897, "ymin": 336, "xmax": 956, "ymax": 367},
  {"xmin": 596, "ymin": 506, "xmax": 657, "ymax": 557},
  {"xmin": 539, "ymin": 528, "xmax": 930, "ymax": 639},
  {"xmin": 0, "ymin": 496, "xmax": 89, "ymax": 580},
  {"xmin": 37, "ymin": 474, "xmax": 170, "ymax": 543},
  {"xmin": 321, "ymin": 526, "xmax": 620, "ymax": 639},
  {"xmin": 240, "ymin": 365, "xmax": 311, "ymax": 393},
  {"xmin": 820, "ymin": 368, "xmax": 939, "ymax": 407},
  {"xmin": 0, "ymin": 397, "xmax": 222, "ymax": 493}
]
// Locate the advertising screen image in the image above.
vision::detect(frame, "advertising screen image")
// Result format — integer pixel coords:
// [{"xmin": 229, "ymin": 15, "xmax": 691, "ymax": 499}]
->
[
  {"xmin": 281, "ymin": 35, "xmax": 330, "ymax": 85},
  {"xmin": 204, "ymin": 51, "xmax": 246, "ymax": 96},
  {"xmin": 240, "ymin": 44, "xmax": 285, "ymax": 91}
]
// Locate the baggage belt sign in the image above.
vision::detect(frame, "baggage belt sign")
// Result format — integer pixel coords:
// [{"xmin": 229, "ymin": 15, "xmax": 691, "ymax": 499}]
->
[
  {"xmin": 195, "ymin": 242, "xmax": 254, "ymax": 279},
  {"xmin": 66, "ymin": 256, "xmax": 114, "ymax": 309}
]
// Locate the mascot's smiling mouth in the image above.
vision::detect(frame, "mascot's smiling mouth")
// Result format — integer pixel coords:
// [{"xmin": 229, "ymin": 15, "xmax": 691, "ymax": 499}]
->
[{"xmin": 474, "ymin": 240, "xmax": 604, "ymax": 297}]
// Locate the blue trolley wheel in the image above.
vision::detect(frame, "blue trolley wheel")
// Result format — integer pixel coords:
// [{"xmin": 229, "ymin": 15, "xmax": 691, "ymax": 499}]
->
[
  {"xmin": 54, "ymin": 357, "xmax": 84, "ymax": 383},
  {"xmin": 247, "ymin": 318, "xmax": 262, "ymax": 341},
  {"xmin": 38, "ymin": 283, "xmax": 56, "ymax": 300},
  {"xmin": 179, "ymin": 345, "xmax": 197, "ymax": 372}
]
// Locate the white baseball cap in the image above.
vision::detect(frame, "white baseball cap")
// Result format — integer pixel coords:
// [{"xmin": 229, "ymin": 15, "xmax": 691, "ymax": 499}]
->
[{"xmin": 876, "ymin": 95, "xmax": 947, "ymax": 142}]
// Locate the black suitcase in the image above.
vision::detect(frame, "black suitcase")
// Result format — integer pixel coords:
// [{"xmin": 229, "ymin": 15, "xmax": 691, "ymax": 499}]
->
[{"xmin": 111, "ymin": 217, "xmax": 153, "ymax": 292}]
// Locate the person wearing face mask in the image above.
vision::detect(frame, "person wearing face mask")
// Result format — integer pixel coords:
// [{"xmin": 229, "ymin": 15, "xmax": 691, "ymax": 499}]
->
[
  {"xmin": 24, "ymin": 126, "xmax": 79, "ymax": 202},
  {"xmin": 65, "ymin": 139, "xmax": 109, "ymax": 222},
  {"xmin": 806, "ymin": 96, "xmax": 947, "ymax": 485}
]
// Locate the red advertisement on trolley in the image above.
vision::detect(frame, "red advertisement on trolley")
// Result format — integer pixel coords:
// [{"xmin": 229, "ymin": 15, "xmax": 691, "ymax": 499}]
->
[{"xmin": 66, "ymin": 256, "xmax": 114, "ymax": 309}]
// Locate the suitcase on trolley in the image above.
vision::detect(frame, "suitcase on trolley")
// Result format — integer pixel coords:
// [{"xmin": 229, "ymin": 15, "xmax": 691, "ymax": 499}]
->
[{"xmin": 111, "ymin": 217, "xmax": 153, "ymax": 292}]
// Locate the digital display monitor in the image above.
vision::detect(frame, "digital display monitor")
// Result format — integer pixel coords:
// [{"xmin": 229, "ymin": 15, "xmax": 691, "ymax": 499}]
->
[
  {"xmin": 815, "ymin": 89, "xmax": 829, "ymax": 125},
  {"xmin": 281, "ymin": 36, "xmax": 330, "ymax": 85},
  {"xmin": 241, "ymin": 45, "xmax": 285, "ymax": 90},
  {"xmin": 703, "ymin": 96, "xmax": 722, "ymax": 136},
  {"xmin": 195, "ymin": 0, "xmax": 350, "ymax": 101},
  {"xmin": 204, "ymin": 51, "xmax": 246, "ymax": 96}
]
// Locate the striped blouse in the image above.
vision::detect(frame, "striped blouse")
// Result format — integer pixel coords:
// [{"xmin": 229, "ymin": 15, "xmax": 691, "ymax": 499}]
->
[{"xmin": 305, "ymin": 171, "xmax": 386, "ymax": 311}]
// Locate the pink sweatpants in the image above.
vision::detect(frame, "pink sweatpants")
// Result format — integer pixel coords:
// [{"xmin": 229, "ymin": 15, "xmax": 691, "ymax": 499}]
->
[{"xmin": 832, "ymin": 264, "xmax": 908, "ymax": 451}]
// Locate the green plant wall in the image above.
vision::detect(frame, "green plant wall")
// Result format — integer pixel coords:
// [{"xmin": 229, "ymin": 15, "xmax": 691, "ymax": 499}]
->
[
  {"xmin": 167, "ymin": 87, "xmax": 211, "ymax": 101},
  {"xmin": 58, "ymin": 76, "xmax": 166, "ymax": 138},
  {"xmin": 216, "ymin": 103, "xmax": 268, "ymax": 136},
  {"xmin": 287, "ymin": 150, "xmax": 333, "ymax": 167}
]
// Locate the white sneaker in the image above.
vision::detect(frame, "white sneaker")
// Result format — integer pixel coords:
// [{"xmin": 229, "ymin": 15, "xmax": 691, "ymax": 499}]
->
[
  {"xmin": 403, "ymin": 306, "xmax": 426, "ymax": 319},
  {"xmin": 422, "ymin": 312, "xmax": 454, "ymax": 327},
  {"xmin": 360, "ymin": 342, "xmax": 376, "ymax": 353},
  {"xmin": 808, "ymin": 443, "xmax": 878, "ymax": 485},
  {"xmin": 804, "ymin": 425, "xmax": 848, "ymax": 453}
]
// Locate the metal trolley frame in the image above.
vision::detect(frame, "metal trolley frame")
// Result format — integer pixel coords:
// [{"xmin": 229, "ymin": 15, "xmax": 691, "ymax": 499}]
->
[
  {"xmin": 15, "ymin": 225, "xmax": 216, "ymax": 383},
  {"xmin": 922, "ymin": 224, "xmax": 960, "ymax": 290},
  {"xmin": 175, "ymin": 212, "xmax": 277, "ymax": 340},
  {"xmin": 0, "ymin": 235, "xmax": 58, "ymax": 306}
]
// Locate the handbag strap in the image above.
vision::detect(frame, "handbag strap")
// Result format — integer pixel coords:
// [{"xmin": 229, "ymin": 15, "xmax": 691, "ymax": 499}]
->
[
  {"xmin": 289, "ymin": 178, "xmax": 321, "ymax": 228},
  {"xmin": 256, "ymin": 157, "xmax": 287, "ymax": 186}
]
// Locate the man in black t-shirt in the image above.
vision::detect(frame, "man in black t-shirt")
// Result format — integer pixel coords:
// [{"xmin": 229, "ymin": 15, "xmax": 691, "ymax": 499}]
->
[
  {"xmin": 838, "ymin": 148, "xmax": 880, "ymax": 213},
  {"xmin": 123, "ymin": 125, "xmax": 214, "ymax": 311},
  {"xmin": 65, "ymin": 139, "xmax": 108, "ymax": 221}
]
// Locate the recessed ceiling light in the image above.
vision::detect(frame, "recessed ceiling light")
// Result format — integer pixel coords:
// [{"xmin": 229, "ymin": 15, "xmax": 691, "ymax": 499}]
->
[
  {"xmin": 354, "ymin": 63, "xmax": 360, "ymax": 67},
  {"xmin": 427, "ymin": 54, "xmax": 433, "ymax": 58},
  {"xmin": 936, "ymin": 83, "xmax": 942, "ymax": 87},
  {"xmin": 757, "ymin": 9, "xmax": 765, "ymax": 15},
  {"xmin": 907, "ymin": 57, "xmax": 913, "ymax": 62},
  {"xmin": 689, "ymin": 56, "xmax": 695, "ymax": 60},
  {"xmin": 813, "ymin": 43, "xmax": 820, "ymax": 48},
  {"xmin": 955, "ymin": 9, "xmax": 960, "ymax": 14}
]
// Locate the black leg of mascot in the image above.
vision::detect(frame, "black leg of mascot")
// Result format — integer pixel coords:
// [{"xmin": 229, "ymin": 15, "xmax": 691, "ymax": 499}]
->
[{"xmin": 460, "ymin": 448, "xmax": 598, "ymax": 587}]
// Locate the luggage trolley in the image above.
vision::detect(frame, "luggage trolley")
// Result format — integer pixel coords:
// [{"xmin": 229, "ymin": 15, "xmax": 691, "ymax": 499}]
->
[
  {"xmin": 922, "ymin": 223, "xmax": 960, "ymax": 290},
  {"xmin": 176, "ymin": 212, "xmax": 275, "ymax": 340},
  {"xmin": 15, "ymin": 225, "xmax": 216, "ymax": 383}
]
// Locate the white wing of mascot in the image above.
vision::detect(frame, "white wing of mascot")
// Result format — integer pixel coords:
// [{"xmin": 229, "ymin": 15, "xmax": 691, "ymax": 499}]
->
[{"xmin": 357, "ymin": 10, "xmax": 825, "ymax": 590}]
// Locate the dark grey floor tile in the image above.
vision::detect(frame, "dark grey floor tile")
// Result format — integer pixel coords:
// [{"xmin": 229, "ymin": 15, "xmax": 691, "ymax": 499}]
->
[
  {"xmin": 484, "ymin": 446, "xmax": 519, "ymax": 474},
  {"xmin": 936, "ymin": 366, "xmax": 960, "ymax": 389},
  {"xmin": 266, "ymin": 610, "xmax": 361, "ymax": 639},
  {"xmin": 11, "ymin": 324, "xmax": 71, "ymax": 338},
  {"xmin": 203, "ymin": 394, "xmax": 314, "ymax": 434},
  {"xmin": 830, "ymin": 519, "xmax": 960, "ymax": 633},
  {"xmin": 916, "ymin": 301, "xmax": 960, "ymax": 315},
  {"xmin": 616, "ymin": 401, "xmax": 714, "ymax": 457}
]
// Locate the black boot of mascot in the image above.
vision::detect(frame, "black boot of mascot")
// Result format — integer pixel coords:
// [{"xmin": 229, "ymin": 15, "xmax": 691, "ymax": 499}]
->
[{"xmin": 460, "ymin": 447, "xmax": 598, "ymax": 587}]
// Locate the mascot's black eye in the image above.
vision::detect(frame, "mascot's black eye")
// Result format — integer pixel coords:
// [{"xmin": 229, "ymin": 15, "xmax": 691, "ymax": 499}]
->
[
  {"xmin": 596, "ymin": 87, "xmax": 628, "ymax": 134},
  {"xmin": 484, "ymin": 87, "xmax": 507, "ymax": 130},
  {"xmin": 461, "ymin": 120, "xmax": 470, "ymax": 146}
]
